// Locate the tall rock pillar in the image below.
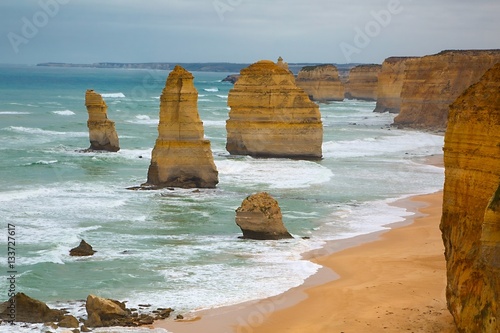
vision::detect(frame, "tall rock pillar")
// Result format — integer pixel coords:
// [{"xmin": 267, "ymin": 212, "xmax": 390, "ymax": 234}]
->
[
  {"xmin": 145, "ymin": 66, "xmax": 218, "ymax": 189},
  {"xmin": 85, "ymin": 90, "xmax": 120, "ymax": 152}
]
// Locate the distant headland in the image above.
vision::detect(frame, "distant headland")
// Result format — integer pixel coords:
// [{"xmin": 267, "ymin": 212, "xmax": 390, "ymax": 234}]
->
[{"xmin": 36, "ymin": 61, "xmax": 360, "ymax": 75}]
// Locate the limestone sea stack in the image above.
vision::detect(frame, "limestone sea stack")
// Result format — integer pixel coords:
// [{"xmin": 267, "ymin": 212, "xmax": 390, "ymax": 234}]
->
[
  {"xmin": 296, "ymin": 64, "xmax": 345, "ymax": 101},
  {"xmin": 235, "ymin": 192, "xmax": 293, "ymax": 240},
  {"xmin": 85, "ymin": 90, "xmax": 120, "ymax": 152},
  {"xmin": 393, "ymin": 49, "xmax": 500, "ymax": 130},
  {"xmin": 226, "ymin": 60, "xmax": 323, "ymax": 159},
  {"xmin": 440, "ymin": 63, "xmax": 500, "ymax": 332},
  {"xmin": 144, "ymin": 66, "xmax": 218, "ymax": 189},
  {"xmin": 373, "ymin": 57, "xmax": 417, "ymax": 113},
  {"xmin": 344, "ymin": 64, "xmax": 381, "ymax": 101}
]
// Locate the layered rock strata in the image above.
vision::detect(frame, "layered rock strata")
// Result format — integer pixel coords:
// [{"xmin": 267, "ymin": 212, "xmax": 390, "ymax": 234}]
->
[
  {"xmin": 373, "ymin": 57, "xmax": 417, "ymax": 113},
  {"xmin": 296, "ymin": 64, "xmax": 344, "ymax": 101},
  {"xmin": 85, "ymin": 90, "xmax": 120, "ymax": 152},
  {"xmin": 236, "ymin": 192, "xmax": 293, "ymax": 240},
  {"xmin": 226, "ymin": 60, "xmax": 323, "ymax": 159},
  {"xmin": 440, "ymin": 63, "xmax": 500, "ymax": 332},
  {"xmin": 394, "ymin": 49, "xmax": 500, "ymax": 130},
  {"xmin": 344, "ymin": 64, "xmax": 381, "ymax": 101},
  {"xmin": 144, "ymin": 66, "xmax": 218, "ymax": 189}
]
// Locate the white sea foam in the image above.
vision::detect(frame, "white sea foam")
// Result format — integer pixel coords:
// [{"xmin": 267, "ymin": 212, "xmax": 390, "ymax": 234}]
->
[
  {"xmin": 101, "ymin": 92, "xmax": 126, "ymax": 98},
  {"xmin": 216, "ymin": 94, "xmax": 228, "ymax": 99},
  {"xmin": 128, "ymin": 115, "xmax": 158, "ymax": 125},
  {"xmin": 203, "ymin": 120, "xmax": 226, "ymax": 127},
  {"xmin": 26, "ymin": 160, "xmax": 59, "ymax": 166},
  {"xmin": 4, "ymin": 126, "xmax": 87, "ymax": 137},
  {"xmin": 323, "ymin": 131, "xmax": 444, "ymax": 158},
  {"xmin": 0, "ymin": 111, "xmax": 31, "ymax": 115},
  {"xmin": 204, "ymin": 88, "xmax": 219, "ymax": 92},
  {"xmin": 216, "ymin": 158, "xmax": 333, "ymax": 189},
  {"xmin": 52, "ymin": 109, "xmax": 75, "ymax": 116}
]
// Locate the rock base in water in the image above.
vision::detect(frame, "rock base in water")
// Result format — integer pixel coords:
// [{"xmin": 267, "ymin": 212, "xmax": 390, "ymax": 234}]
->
[
  {"xmin": 85, "ymin": 89, "xmax": 120, "ymax": 152},
  {"xmin": 69, "ymin": 239, "xmax": 97, "ymax": 256},
  {"xmin": 143, "ymin": 65, "xmax": 218, "ymax": 189},
  {"xmin": 236, "ymin": 192, "xmax": 293, "ymax": 240}
]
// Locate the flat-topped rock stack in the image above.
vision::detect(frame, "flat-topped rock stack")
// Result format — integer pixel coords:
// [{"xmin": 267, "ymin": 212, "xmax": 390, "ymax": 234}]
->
[
  {"xmin": 344, "ymin": 64, "xmax": 381, "ymax": 101},
  {"xmin": 373, "ymin": 57, "xmax": 417, "ymax": 113},
  {"xmin": 144, "ymin": 65, "xmax": 218, "ymax": 189},
  {"xmin": 226, "ymin": 59, "xmax": 323, "ymax": 160},
  {"xmin": 85, "ymin": 89, "xmax": 120, "ymax": 152},
  {"xmin": 296, "ymin": 64, "xmax": 345, "ymax": 101}
]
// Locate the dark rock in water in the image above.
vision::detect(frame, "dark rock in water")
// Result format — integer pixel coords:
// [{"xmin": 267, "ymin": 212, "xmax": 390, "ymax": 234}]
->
[
  {"xmin": 235, "ymin": 192, "xmax": 293, "ymax": 240},
  {"xmin": 221, "ymin": 74, "xmax": 240, "ymax": 84},
  {"xmin": 0, "ymin": 293, "xmax": 66, "ymax": 323},
  {"xmin": 58, "ymin": 315, "xmax": 79, "ymax": 328},
  {"xmin": 70, "ymin": 240, "xmax": 97, "ymax": 257}
]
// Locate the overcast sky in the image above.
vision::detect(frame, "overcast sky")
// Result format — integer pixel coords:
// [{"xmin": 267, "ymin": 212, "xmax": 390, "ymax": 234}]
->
[{"xmin": 1, "ymin": 0, "xmax": 499, "ymax": 65}]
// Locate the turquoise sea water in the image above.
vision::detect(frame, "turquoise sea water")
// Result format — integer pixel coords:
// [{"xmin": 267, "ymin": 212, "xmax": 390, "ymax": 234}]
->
[{"xmin": 0, "ymin": 65, "xmax": 444, "ymax": 332}]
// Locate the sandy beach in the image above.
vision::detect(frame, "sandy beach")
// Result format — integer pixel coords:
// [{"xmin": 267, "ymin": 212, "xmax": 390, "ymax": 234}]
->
[{"xmin": 155, "ymin": 173, "xmax": 457, "ymax": 332}]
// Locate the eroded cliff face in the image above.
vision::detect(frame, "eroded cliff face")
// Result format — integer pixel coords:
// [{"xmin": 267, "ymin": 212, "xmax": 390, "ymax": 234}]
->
[
  {"xmin": 295, "ymin": 64, "xmax": 344, "ymax": 101},
  {"xmin": 394, "ymin": 50, "xmax": 500, "ymax": 130},
  {"xmin": 226, "ymin": 60, "xmax": 323, "ymax": 159},
  {"xmin": 441, "ymin": 63, "xmax": 500, "ymax": 332},
  {"xmin": 85, "ymin": 90, "xmax": 120, "ymax": 152},
  {"xmin": 344, "ymin": 64, "xmax": 381, "ymax": 101},
  {"xmin": 374, "ymin": 57, "xmax": 417, "ymax": 113},
  {"xmin": 145, "ymin": 66, "xmax": 218, "ymax": 189}
]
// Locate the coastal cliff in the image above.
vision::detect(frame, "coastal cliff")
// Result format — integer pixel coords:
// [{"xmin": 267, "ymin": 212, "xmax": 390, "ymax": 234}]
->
[
  {"xmin": 393, "ymin": 50, "xmax": 500, "ymax": 130},
  {"xmin": 441, "ymin": 63, "xmax": 500, "ymax": 332},
  {"xmin": 344, "ymin": 64, "xmax": 381, "ymax": 101},
  {"xmin": 226, "ymin": 60, "xmax": 323, "ymax": 160},
  {"xmin": 295, "ymin": 64, "xmax": 344, "ymax": 101},
  {"xmin": 144, "ymin": 66, "xmax": 218, "ymax": 189},
  {"xmin": 374, "ymin": 57, "xmax": 417, "ymax": 113},
  {"xmin": 85, "ymin": 90, "xmax": 120, "ymax": 152}
]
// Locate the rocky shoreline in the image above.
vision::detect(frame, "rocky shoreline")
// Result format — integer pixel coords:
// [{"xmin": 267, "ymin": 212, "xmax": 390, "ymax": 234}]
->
[{"xmin": 0, "ymin": 292, "xmax": 175, "ymax": 332}]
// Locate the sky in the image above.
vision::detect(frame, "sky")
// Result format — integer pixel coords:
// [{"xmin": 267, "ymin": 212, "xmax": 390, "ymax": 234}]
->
[{"xmin": 1, "ymin": 0, "xmax": 499, "ymax": 65}]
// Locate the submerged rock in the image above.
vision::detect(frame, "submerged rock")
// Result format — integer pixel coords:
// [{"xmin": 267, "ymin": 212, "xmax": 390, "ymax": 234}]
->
[
  {"xmin": 69, "ymin": 240, "xmax": 96, "ymax": 257},
  {"xmin": 143, "ymin": 65, "xmax": 219, "ymax": 189},
  {"xmin": 85, "ymin": 89, "xmax": 120, "ymax": 152},
  {"xmin": 236, "ymin": 192, "xmax": 293, "ymax": 240},
  {"xmin": 226, "ymin": 59, "xmax": 323, "ymax": 159},
  {"xmin": 0, "ymin": 293, "xmax": 65, "ymax": 323}
]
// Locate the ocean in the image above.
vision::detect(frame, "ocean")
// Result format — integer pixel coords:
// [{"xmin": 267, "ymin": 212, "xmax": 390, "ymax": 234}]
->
[{"xmin": 0, "ymin": 65, "xmax": 444, "ymax": 332}]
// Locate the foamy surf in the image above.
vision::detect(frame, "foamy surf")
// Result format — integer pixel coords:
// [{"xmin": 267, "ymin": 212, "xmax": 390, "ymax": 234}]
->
[
  {"xmin": 101, "ymin": 92, "xmax": 126, "ymax": 98},
  {"xmin": 52, "ymin": 110, "xmax": 75, "ymax": 116}
]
